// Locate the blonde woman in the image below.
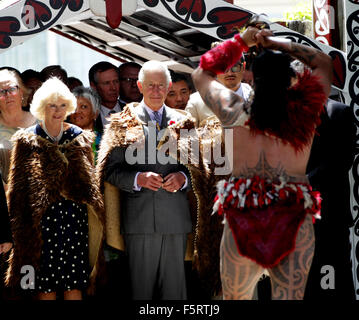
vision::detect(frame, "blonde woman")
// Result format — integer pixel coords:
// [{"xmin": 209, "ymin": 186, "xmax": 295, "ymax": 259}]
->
[
  {"xmin": 0, "ymin": 68, "xmax": 36, "ymax": 183},
  {"xmin": 6, "ymin": 78, "xmax": 104, "ymax": 300}
]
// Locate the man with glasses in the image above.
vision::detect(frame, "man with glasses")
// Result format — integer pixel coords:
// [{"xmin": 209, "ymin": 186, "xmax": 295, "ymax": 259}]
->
[
  {"xmin": 186, "ymin": 43, "xmax": 252, "ymax": 127},
  {"xmin": 118, "ymin": 62, "xmax": 142, "ymax": 106},
  {"xmin": 88, "ymin": 62, "xmax": 121, "ymax": 130}
]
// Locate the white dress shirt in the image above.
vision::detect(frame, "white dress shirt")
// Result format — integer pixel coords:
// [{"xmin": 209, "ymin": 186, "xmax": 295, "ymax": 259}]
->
[{"xmin": 99, "ymin": 101, "xmax": 123, "ymax": 126}]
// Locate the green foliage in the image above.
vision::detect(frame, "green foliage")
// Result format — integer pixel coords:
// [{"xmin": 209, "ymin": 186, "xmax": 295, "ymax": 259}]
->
[{"xmin": 284, "ymin": 1, "xmax": 312, "ymax": 21}]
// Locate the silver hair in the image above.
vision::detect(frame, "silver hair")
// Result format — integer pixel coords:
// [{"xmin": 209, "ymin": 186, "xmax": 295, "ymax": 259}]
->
[
  {"xmin": 72, "ymin": 86, "xmax": 101, "ymax": 114},
  {"xmin": 138, "ymin": 60, "xmax": 172, "ymax": 87}
]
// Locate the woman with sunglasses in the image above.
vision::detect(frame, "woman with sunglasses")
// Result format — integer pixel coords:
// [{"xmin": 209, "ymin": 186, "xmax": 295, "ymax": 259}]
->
[{"xmin": 0, "ymin": 68, "xmax": 36, "ymax": 183}]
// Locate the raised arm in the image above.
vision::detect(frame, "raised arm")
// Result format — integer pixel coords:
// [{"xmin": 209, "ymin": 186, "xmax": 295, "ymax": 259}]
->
[
  {"xmin": 192, "ymin": 27, "xmax": 333, "ymax": 126},
  {"xmin": 255, "ymin": 30, "xmax": 333, "ymax": 97},
  {"xmin": 191, "ymin": 68, "xmax": 245, "ymax": 126},
  {"xmin": 191, "ymin": 27, "xmax": 261, "ymax": 126}
]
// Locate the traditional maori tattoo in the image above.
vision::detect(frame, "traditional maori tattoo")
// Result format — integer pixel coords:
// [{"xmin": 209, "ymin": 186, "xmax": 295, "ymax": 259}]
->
[
  {"xmin": 238, "ymin": 151, "xmax": 302, "ymax": 182},
  {"xmin": 220, "ymin": 214, "xmax": 315, "ymax": 300},
  {"xmin": 268, "ymin": 214, "xmax": 315, "ymax": 300},
  {"xmin": 284, "ymin": 42, "xmax": 318, "ymax": 68},
  {"xmin": 220, "ymin": 222, "xmax": 264, "ymax": 299},
  {"xmin": 203, "ymin": 88, "xmax": 244, "ymax": 127}
]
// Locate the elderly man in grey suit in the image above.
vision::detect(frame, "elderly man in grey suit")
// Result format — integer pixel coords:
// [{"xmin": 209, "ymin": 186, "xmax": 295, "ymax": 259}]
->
[{"xmin": 98, "ymin": 60, "xmax": 192, "ymax": 300}]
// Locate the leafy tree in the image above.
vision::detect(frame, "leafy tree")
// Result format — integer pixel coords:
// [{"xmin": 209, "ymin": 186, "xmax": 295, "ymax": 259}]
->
[{"xmin": 284, "ymin": 1, "xmax": 312, "ymax": 21}]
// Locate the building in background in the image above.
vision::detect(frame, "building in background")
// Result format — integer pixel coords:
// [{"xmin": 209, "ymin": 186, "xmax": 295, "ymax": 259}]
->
[{"xmin": 0, "ymin": 30, "xmax": 119, "ymax": 86}]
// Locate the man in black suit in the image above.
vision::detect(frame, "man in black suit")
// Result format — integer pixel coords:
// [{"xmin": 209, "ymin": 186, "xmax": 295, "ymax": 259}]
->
[
  {"xmin": 98, "ymin": 60, "xmax": 192, "ymax": 300},
  {"xmin": 89, "ymin": 62, "xmax": 122, "ymax": 133},
  {"xmin": 305, "ymin": 99, "xmax": 356, "ymax": 300},
  {"xmin": 118, "ymin": 62, "xmax": 142, "ymax": 106}
]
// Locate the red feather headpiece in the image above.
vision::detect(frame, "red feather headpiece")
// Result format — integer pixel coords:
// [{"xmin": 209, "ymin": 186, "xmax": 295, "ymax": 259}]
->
[{"xmin": 247, "ymin": 70, "xmax": 327, "ymax": 152}]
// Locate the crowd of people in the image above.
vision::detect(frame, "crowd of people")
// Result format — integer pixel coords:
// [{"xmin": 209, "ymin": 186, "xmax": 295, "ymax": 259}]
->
[{"xmin": 0, "ymin": 20, "xmax": 356, "ymax": 301}]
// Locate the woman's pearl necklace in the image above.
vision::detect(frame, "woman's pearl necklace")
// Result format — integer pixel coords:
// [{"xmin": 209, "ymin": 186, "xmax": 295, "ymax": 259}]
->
[{"xmin": 41, "ymin": 120, "xmax": 63, "ymax": 143}]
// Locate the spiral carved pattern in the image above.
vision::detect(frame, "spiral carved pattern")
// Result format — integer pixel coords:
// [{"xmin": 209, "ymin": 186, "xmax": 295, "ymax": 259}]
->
[
  {"xmin": 0, "ymin": 0, "xmax": 83, "ymax": 49},
  {"xmin": 347, "ymin": 5, "xmax": 359, "ymax": 298}
]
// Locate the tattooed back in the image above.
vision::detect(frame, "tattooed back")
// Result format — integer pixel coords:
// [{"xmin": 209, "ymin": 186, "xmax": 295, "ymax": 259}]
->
[{"xmin": 229, "ymin": 126, "xmax": 312, "ymax": 183}]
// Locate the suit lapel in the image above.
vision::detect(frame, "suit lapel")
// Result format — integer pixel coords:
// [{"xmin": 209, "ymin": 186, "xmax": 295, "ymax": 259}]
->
[
  {"xmin": 162, "ymin": 105, "xmax": 171, "ymax": 129},
  {"xmin": 135, "ymin": 102, "xmax": 151, "ymax": 124},
  {"xmin": 94, "ymin": 115, "xmax": 104, "ymax": 133}
]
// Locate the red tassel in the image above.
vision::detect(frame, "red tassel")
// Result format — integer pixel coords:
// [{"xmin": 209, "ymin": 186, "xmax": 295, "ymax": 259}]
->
[
  {"xmin": 106, "ymin": 0, "xmax": 122, "ymax": 29},
  {"xmin": 200, "ymin": 38, "xmax": 244, "ymax": 74},
  {"xmin": 234, "ymin": 34, "xmax": 249, "ymax": 52}
]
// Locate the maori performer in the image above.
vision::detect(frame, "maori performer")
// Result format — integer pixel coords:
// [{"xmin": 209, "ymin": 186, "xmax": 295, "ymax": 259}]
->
[{"xmin": 191, "ymin": 24, "xmax": 332, "ymax": 299}]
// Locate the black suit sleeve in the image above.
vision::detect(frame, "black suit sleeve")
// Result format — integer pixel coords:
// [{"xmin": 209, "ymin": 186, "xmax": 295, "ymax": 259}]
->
[
  {"xmin": 179, "ymin": 165, "xmax": 192, "ymax": 192},
  {"xmin": 105, "ymin": 146, "xmax": 138, "ymax": 193},
  {"xmin": 307, "ymin": 102, "xmax": 356, "ymax": 191},
  {"xmin": 0, "ymin": 174, "xmax": 12, "ymax": 244}
]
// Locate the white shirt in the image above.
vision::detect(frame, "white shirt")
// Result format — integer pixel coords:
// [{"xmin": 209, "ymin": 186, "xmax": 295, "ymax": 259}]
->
[
  {"xmin": 235, "ymin": 82, "xmax": 252, "ymax": 101},
  {"xmin": 185, "ymin": 82, "xmax": 252, "ymax": 127},
  {"xmin": 99, "ymin": 101, "xmax": 123, "ymax": 126}
]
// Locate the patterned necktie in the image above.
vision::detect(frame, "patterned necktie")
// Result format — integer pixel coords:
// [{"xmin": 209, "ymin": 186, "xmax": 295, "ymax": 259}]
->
[{"xmin": 153, "ymin": 111, "xmax": 162, "ymax": 132}]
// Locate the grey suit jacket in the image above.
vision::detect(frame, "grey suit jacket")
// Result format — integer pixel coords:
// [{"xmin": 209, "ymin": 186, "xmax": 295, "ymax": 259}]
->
[{"xmin": 105, "ymin": 103, "xmax": 192, "ymax": 234}]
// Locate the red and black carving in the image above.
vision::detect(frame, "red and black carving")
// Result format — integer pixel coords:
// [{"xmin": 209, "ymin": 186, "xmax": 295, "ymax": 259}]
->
[
  {"xmin": 329, "ymin": 50, "xmax": 347, "ymax": 90},
  {"xmin": 207, "ymin": 7, "xmax": 252, "ymax": 38},
  {"xmin": 22, "ymin": 0, "xmax": 52, "ymax": 29},
  {"xmin": 146, "ymin": 0, "xmax": 252, "ymax": 39},
  {"xmin": 175, "ymin": 0, "xmax": 206, "ymax": 22},
  {"xmin": 50, "ymin": 0, "xmax": 82, "ymax": 11},
  {"xmin": 0, "ymin": 0, "xmax": 83, "ymax": 49},
  {"xmin": 0, "ymin": 17, "xmax": 20, "ymax": 49},
  {"xmin": 143, "ymin": 0, "xmax": 160, "ymax": 7},
  {"xmin": 276, "ymin": 31, "xmax": 346, "ymax": 90}
]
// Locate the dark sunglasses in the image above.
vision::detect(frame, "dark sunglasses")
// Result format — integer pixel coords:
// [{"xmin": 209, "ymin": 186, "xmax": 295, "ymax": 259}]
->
[{"xmin": 225, "ymin": 63, "xmax": 244, "ymax": 73}]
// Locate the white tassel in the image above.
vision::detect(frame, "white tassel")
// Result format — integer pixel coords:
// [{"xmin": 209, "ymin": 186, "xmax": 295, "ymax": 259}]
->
[
  {"xmin": 246, "ymin": 179, "xmax": 251, "ymax": 188},
  {"xmin": 266, "ymin": 192, "xmax": 274, "ymax": 199},
  {"xmin": 240, "ymin": 195, "xmax": 246, "ymax": 208},
  {"xmin": 212, "ymin": 199, "xmax": 220, "ymax": 215},
  {"xmin": 216, "ymin": 180, "xmax": 226, "ymax": 193}
]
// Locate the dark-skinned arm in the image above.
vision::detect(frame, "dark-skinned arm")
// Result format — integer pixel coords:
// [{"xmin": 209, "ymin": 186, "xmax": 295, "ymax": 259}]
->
[
  {"xmin": 255, "ymin": 30, "xmax": 333, "ymax": 97},
  {"xmin": 192, "ymin": 27, "xmax": 333, "ymax": 126}
]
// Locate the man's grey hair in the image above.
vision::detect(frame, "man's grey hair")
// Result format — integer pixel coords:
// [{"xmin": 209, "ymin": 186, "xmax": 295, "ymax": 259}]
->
[{"xmin": 138, "ymin": 60, "xmax": 172, "ymax": 87}]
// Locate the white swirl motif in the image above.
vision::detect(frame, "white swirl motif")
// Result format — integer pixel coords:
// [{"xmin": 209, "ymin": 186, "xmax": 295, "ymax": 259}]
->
[{"xmin": 313, "ymin": 0, "xmax": 332, "ymax": 45}]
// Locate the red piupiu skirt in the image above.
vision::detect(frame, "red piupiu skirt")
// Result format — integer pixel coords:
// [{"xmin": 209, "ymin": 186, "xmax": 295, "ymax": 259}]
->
[{"xmin": 213, "ymin": 176, "xmax": 321, "ymax": 268}]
